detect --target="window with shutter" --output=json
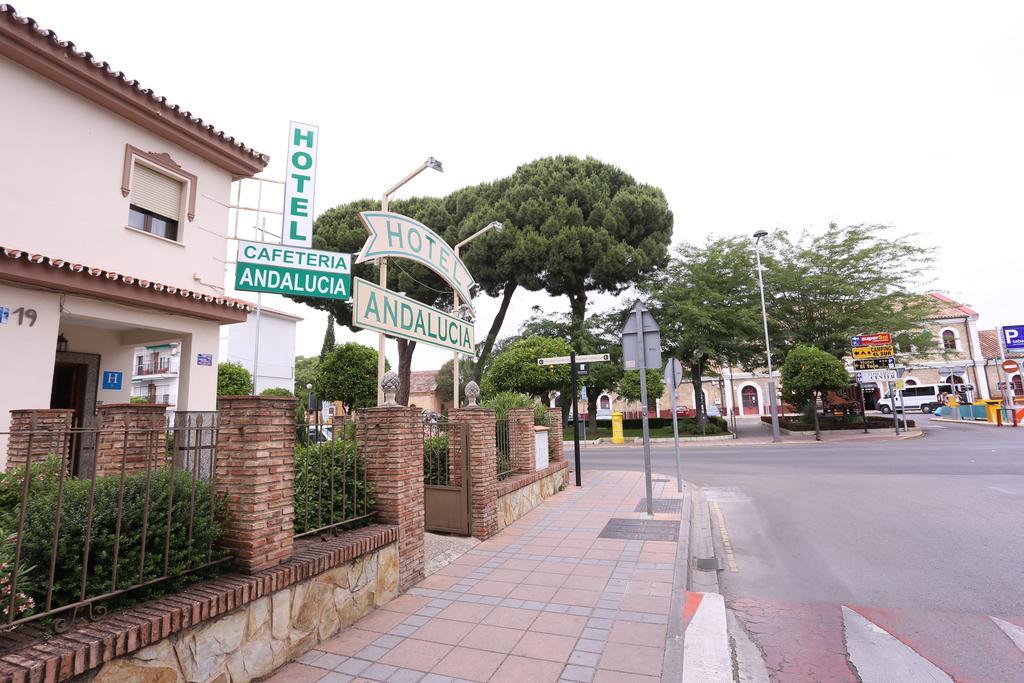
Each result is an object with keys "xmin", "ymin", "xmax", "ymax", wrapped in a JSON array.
[{"xmin": 128, "ymin": 162, "xmax": 184, "ymax": 241}]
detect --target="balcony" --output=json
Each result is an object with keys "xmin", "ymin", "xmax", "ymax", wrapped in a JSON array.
[{"xmin": 134, "ymin": 360, "xmax": 174, "ymax": 376}]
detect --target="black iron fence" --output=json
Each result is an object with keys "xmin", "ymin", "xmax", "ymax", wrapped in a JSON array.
[
  {"xmin": 495, "ymin": 416, "xmax": 513, "ymax": 480},
  {"xmin": 423, "ymin": 414, "xmax": 450, "ymax": 486},
  {"xmin": 0, "ymin": 415, "xmax": 227, "ymax": 633},
  {"xmin": 293, "ymin": 418, "xmax": 374, "ymax": 539}
]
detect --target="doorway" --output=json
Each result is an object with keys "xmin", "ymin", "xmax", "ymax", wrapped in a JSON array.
[
  {"xmin": 741, "ymin": 386, "xmax": 760, "ymax": 415},
  {"xmin": 50, "ymin": 352, "xmax": 100, "ymax": 474}
]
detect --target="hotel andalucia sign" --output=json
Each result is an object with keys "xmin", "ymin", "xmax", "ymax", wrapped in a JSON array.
[
  {"xmin": 352, "ymin": 278, "xmax": 474, "ymax": 355},
  {"xmin": 357, "ymin": 212, "xmax": 476, "ymax": 313}
]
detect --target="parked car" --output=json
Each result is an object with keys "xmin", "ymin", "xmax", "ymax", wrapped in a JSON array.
[
  {"xmin": 879, "ymin": 383, "xmax": 963, "ymax": 414},
  {"xmin": 306, "ymin": 425, "xmax": 333, "ymax": 442}
]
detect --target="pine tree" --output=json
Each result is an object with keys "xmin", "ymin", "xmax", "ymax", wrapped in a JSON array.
[{"xmin": 320, "ymin": 314, "xmax": 336, "ymax": 361}]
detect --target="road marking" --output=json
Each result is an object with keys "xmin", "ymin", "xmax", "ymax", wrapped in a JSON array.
[
  {"xmin": 709, "ymin": 501, "xmax": 739, "ymax": 572},
  {"xmin": 842, "ymin": 606, "xmax": 952, "ymax": 682},
  {"xmin": 682, "ymin": 592, "xmax": 732, "ymax": 682},
  {"xmin": 987, "ymin": 486, "xmax": 1019, "ymax": 495},
  {"xmin": 991, "ymin": 616, "xmax": 1024, "ymax": 652}
]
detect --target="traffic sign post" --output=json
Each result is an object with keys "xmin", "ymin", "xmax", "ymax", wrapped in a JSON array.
[
  {"xmin": 536, "ymin": 353, "xmax": 612, "ymax": 487},
  {"xmin": 664, "ymin": 358, "xmax": 684, "ymax": 494},
  {"xmin": 852, "ymin": 333, "xmax": 899, "ymax": 434},
  {"xmin": 621, "ymin": 302, "xmax": 661, "ymax": 517}
]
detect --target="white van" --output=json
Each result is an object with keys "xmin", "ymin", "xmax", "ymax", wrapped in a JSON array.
[{"xmin": 880, "ymin": 383, "xmax": 972, "ymax": 414}]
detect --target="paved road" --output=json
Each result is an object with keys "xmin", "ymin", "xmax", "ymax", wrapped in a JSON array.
[{"xmin": 572, "ymin": 417, "xmax": 1024, "ymax": 681}]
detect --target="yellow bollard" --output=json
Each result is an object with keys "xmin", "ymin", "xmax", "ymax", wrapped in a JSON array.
[{"xmin": 611, "ymin": 411, "xmax": 625, "ymax": 444}]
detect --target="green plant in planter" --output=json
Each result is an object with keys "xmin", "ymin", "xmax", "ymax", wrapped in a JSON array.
[{"xmin": 293, "ymin": 439, "xmax": 374, "ymax": 535}]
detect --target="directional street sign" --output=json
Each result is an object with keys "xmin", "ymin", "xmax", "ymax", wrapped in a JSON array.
[
  {"xmin": 537, "ymin": 353, "xmax": 610, "ymax": 366},
  {"xmin": 236, "ymin": 240, "xmax": 351, "ymax": 300},
  {"xmin": 851, "ymin": 345, "xmax": 895, "ymax": 359},
  {"xmin": 850, "ymin": 333, "xmax": 892, "ymax": 347},
  {"xmin": 853, "ymin": 357, "xmax": 896, "ymax": 371},
  {"xmin": 855, "ymin": 369, "xmax": 898, "ymax": 383}
]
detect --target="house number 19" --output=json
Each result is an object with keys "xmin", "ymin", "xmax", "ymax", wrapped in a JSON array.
[{"xmin": 11, "ymin": 307, "xmax": 37, "ymax": 326}]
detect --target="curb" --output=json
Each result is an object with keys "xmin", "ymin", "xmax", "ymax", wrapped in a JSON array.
[
  {"xmin": 661, "ymin": 480, "xmax": 694, "ymax": 683},
  {"xmin": 681, "ymin": 591, "xmax": 732, "ymax": 682},
  {"xmin": 930, "ymin": 417, "xmax": 1019, "ymax": 428}
]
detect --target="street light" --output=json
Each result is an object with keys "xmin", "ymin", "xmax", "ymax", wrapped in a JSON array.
[
  {"xmin": 375, "ymin": 158, "xmax": 444, "ymax": 405},
  {"xmin": 753, "ymin": 230, "xmax": 781, "ymax": 443},
  {"xmin": 452, "ymin": 221, "xmax": 504, "ymax": 407}
]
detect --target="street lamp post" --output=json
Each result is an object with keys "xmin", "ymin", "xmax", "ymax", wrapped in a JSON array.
[
  {"xmin": 753, "ymin": 230, "xmax": 782, "ymax": 443},
  {"xmin": 375, "ymin": 158, "xmax": 443, "ymax": 405},
  {"xmin": 452, "ymin": 221, "xmax": 503, "ymax": 407}
]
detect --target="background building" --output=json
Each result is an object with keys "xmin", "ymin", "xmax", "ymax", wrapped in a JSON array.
[{"xmin": 219, "ymin": 305, "xmax": 302, "ymax": 395}]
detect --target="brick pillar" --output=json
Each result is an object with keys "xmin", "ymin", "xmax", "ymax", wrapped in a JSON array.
[
  {"xmin": 331, "ymin": 414, "xmax": 353, "ymax": 440},
  {"xmin": 508, "ymin": 408, "xmax": 536, "ymax": 474},
  {"xmin": 6, "ymin": 409, "xmax": 74, "ymax": 471},
  {"xmin": 450, "ymin": 407, "xmax": 498, "ymax": 541},
  {"xmin": 548, "ymin": 408, "xmax": 565, "ymax": 462},
  {"xmin": 358, "ymin": 406, "xmax": 424, "ymax": 591},
  {"xmin": 216, "ymin": 396, "xmax": 296, "ymax": 573},
  {"xmin": 94, "ymin": 404, "xmax": 168, "ymax": 478}
]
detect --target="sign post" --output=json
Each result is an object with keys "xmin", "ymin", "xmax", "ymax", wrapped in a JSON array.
[
  {"xmin": 536, "ymin": 353, "xmax": 611, "ymax": 486},
  {"xmin": 664, "ymin": 358, "xmax": 684, "ymax": 493},
  {"xmin": 621, "ymin": 303, "xmax": 662, "ymax": 517},
  {"xmin": 852, "ymin": 333, "xmax": 897, "ymax": 433}
]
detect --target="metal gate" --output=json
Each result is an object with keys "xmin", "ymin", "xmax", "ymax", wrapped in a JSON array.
[{"xmin": 423, "ymin": 417, "xmax": 471, "ymax": 535}]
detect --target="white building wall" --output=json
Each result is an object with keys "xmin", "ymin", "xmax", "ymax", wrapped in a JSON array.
[
  {"xmin": 219, "ymin": 311, "xmax": 298, "ymax": 395},
  {"xmin": 0, "ymin": 58, "xmax": 233, "ymax": 294}
]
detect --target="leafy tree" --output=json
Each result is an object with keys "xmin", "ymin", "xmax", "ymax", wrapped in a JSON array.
[
  {"xmin": 320, "ymin": 313, "xmax": 336, "ymax": 361},
  {"xmin": 512, "ymin": 309, "xmax": 624, "ymax": 429},
  {"xmin": 294, "ymin": 355, "xmax": 320, "ymax": 399},
  {"xmin": 617, "ymin": 369, "xmax": 664, "ymax": 413},
  {"xmin": 767, "ymin": 224, "xmax": 937, "ymax": 359},
  {"xmin": 434, "ymin": 357, "xmax": 477, "ymax": 408},
  {"xmin": 640, "ymin": 237, "xmax": 765, "ymax": 422},
  {"xmin": 314, "ymin": 343, "xmax": 382, "ymax": 414},
  {"xmin": 217, "ymin": 362, "xmax": 252, "ymax": 396},
  {"xmin": 780, "ymin": 344, "xmax": 850, "ymax": 440},
  {"xmin": 482, "ymin": 336, "xmax": 573, "ymax": 399}
]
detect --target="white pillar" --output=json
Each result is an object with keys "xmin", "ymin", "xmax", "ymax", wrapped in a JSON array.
[
  {"xmin": 966, "ymin": 319, "xmax": 990, "ymax": 399},
  {"xmin": 176, "ymin": 323, "xmax": 222, "ymax": 411}
]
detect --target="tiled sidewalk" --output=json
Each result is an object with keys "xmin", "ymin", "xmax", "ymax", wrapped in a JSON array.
[{"xmin": 266, "ymin": 470, "xmax": 684, "ymax": 683}]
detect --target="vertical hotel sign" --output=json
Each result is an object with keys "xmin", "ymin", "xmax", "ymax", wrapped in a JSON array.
[{"xmin": 283, "ymin": 121, "xmax": 319, "ymax": 247}]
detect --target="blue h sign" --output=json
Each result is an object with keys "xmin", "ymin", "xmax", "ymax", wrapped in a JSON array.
[
  {"xmin": 1003, "ymin": 325, "xmax": 1024, "ymax": 351},
  {"xmin": 101, "ymin": 371, "xmax": 123, "ymax": 390}
]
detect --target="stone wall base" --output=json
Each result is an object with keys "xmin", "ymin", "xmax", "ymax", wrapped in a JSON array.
[
  {"xmin": 496, "ymin": 462, "xmax": 570, "ymax": 531},
  {"xmin": 87, "ymin": 541, "xmax": 397, "ymax": 683}
]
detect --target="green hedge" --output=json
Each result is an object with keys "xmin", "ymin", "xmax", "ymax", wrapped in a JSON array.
[
  {"xmin": 293, "ymin": 440, "xmax": 374, "ymax": 535},
  {"xmin": 424, "ymin": 435, "xmax": 449, "ymax": 485},
  {"xmin": 762, "ymin": 415, "xmax": 916, "ymax": 431},
  {"xmin": 0, "ymin": 457, "xmax": 224, "ymax": 614},
  {"xmin": 595, "ymin": 416, "xmax": 729, "ymax": 432}
]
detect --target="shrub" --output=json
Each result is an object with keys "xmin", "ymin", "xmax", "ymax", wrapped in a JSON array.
[
  {"xmin": 2, "ymin": 461, "xmax": 224, "ymax": 612},
  {"xmin": 293, "ymin": 439, "xmax": 374, "ymax": 535},
  {"xmin": 260, "ymin": 387, "xmax": 294, "ymax": 398},
  {"xmin": 217, "ymin": 362, "xmax": 252, "ymax": 396},
  {"xmin": 533, "ymin": 403, "xmax": 551, "ymax": 427},
  {"xmin": 423, "ymin": 435, "xmax": 449, "ymax": 485},
  {"xmin": 481, "ymin": 391, "xmax": 536, "ymax": 421},
  {"xmin": 129, "ymin": 395, "xmax": 150, "ymax": 404},
  {"xmin": 762, "ymin": 415, "xmax": 916, "ymax": 431}
]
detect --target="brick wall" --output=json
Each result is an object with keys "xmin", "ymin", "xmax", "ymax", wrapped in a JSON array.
[
  {"xmin": 508, "ymin": 408, "xmax": 536, "ymax": 474},
  {"xmin": 548, "ymin": 407, "xmax": 565, "ymax": 462},
  {"xmin": 450, "ymin": 407, "xmax": 498, "ymax": 541},
  {"xmin": 216, "ymin": 396, "xmax": 297, "ymax": 574},
  {"xmin": 94, "ymin": 404, "xmax": 168, "ymax": 478},
  {"xmin": 5, "ymin": 409, "xmax": 74, "ymax": 471},
  {"xmin": 357, "ymin": 406, "xmax": 424, "ymax": 591}
]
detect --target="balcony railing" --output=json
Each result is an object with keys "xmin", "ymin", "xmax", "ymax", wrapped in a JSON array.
[{"xmin": 134, "ymin": 360, "xmax": 173, "ymax": 376}]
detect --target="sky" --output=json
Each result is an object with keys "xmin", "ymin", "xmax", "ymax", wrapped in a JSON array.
[{"xmin": 20, "ymin": 0, "xmax": 1024, "ymax": 371}]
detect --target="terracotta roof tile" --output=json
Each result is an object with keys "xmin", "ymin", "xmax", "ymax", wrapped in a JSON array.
[
  {"xmin": 408, "ymin": 370, "xmax": 439, "ymax": 394},
  {"xmin": 0, "ymin": 4, "xmax": 268, "ymax": 173},
  {"xmin": 925, "ymin": 292, "xmax": 978, "ymax": 320},
  {"xmin": 1, "ymin": 246, "xmax": 253, "ymax": 313}
]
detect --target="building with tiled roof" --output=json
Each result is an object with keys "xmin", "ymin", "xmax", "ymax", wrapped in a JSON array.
[{"xmin": 0, "ymin": 5, "xmax": 270, "ymax": 468}]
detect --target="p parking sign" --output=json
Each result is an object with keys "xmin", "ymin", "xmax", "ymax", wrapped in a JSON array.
[{"xmin": 1003, "ymin": 325, "xmax": 1024, "ymax": 350}]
